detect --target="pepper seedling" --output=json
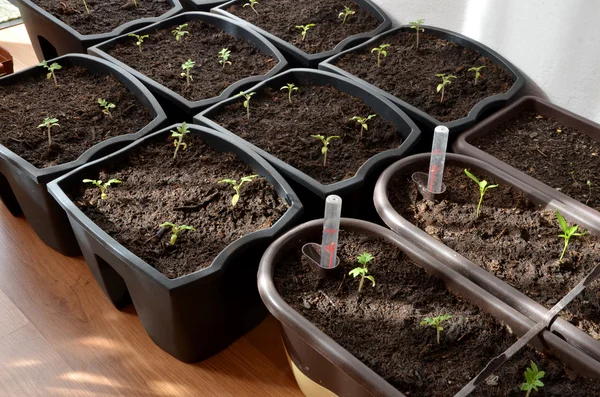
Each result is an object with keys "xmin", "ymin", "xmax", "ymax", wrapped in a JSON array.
[
  {"xmin": 371, "ymin": 44, "xmax": 390, "ymax": 67},
  {"xmin": 464, "ymin": 169, "xmax": 498, "ymax": 218},
  {"xmin": 243, "ymin": 0, "xmax": 259, "ymax": 15},
  {"xmin": 350, "ymin": 114, "xmax": 376, "ymax": 138},
  {"xmin": 349, "ymin": 252, "xmax": 376, "ymax": 293},
  {"xmin": 180, "ymin": 59, "xmax": 195, "ymax": 88},
  {"xmin": 218, "ymin": 175, "xmax": 259, "ymax": 207},
  {"xmin": 521, "ymin": 361, "xmax": 545, "ymax": 397},
  {"xmin": 98, "ymin": 98, "xmax": 116, "ymax": 118},
  {"xmin": 296, "ymin": 24, "xmax": 316, "ymax": 41},
  {"xmin": 129, "ymin": 33, "xmax": 149, "ymax": 54},
  {"xmin": 172, "ymin": 23, "xmax": 189, "ymax": 42},
  {"xmin": 311, "ymin": 134, "xmax": 340, "ymax": 167},
  {"xmin": 236, "ymin": 91, "xmax": 256, "ymax": 119},
  {"xmin": 420, "ymin": 314, "xmax": 451, "ymax": 345},
  {"xmin": 218, "ymin": 48, "xmax": 232, "ymax": 68},
  {"xmin": 409, "ymin": 19, "xmax": 425, "ymax": 48},
  {"xmin": 468, "ymin": 65, "xmax": 486, "ymax": 85},
  {"xmin": 171, "ymin": 122, "xmax": 191, "ymax": 159},
  {"xmin": 556, "ymin": 209, "xmax": 586, "ymax": 262},
  {"xmin": 159, "ymin": 222, "xmax": 195, "ymax": 245},
  {"xmin": 39, "ymin": 60, "xmax": 62, "ymax": 87},
  {"xmin": 37, "ymin": 117, "xmax": 59, "ymax": 146},
  {"xmin": 436, "ymin": 73, "xmax": 456, "ymax": 103},
  {"xmin": 280, "ymin": 83, "xmax": 298, "ymax": 104},
  {"xmin": 338, "ymin": 6, "xmax": 355, "ymax": 25},
  {"xmin": 82, "ymin": 178, "xmax": 122, "ymax": 200}
]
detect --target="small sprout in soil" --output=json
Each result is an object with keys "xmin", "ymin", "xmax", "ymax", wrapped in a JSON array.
[
  {"xmin": 409, "ymin": 19, "xmax": 425, "ymax": 48},
  {"xmin": 420, "ymin": 314, "xmax": 451, "ymax": 345},
  {"xmin": 98, "ymin": 98, "xmax": 116, "ymax": 118},
  {"xmin": 311, "ymin": 134, "xmax": 340, "ymax": 167},
  {"xmin": 218, "ymin": 48, "xmax": 232, "ymax": 68},
  {"xmin": 159, "ymin": 222, "xmax": 195, "ymax": 245},
  {"xmin": 131, "ymin": 0, "xmax": 138, "ymax": 8},
  {"xmin": 464, "ymin": 169, "xmax": 499, "ymax": 218},
  {"xmin": 350, "ymin": 114, "xmax": 376, "ymax": 138},
  {"xmin": 296, "ymin": 24, "xmax": 316, "ymax": 41},
  {"xmin": 349, "ymin": 252, "xmax": 375, "ymax": 293},
  {"xmin": 436, "ymin": 73, "xmax": 456, "ymax": 103},
  {"xmin": 129, "ymin": 33, "xmax": 149, "ymax": 54},
  {"xmin": 172, "ymin": 23, "xmax": 189, "ymax": 42},
  {"xmin": 81, "ymin": 0, "xmax": 90, "ymax": 14},
  {"xmin": 587, "ymin": 180, "xmax": 593, "ymax": 204},
  {"xmin": 180, "ymin": 59, "xmax": 195, "ymax": 88},
  {"xmin": 37, "ymin": 117, "xmax": 59, "ymax": 146},
  {"xmin": 171, "ymin": 122, "xmax": 191, "ymax": 159},
  {"xmin": 39, "ymin": 60, "xmax": 62, "ymax": 87},
  {"xmin": 371, "ymin": 44, "xmax": 390, "ymax": 68},
  {"xmin": 468, "ymin": 65, "xmax": 486, "ymax": 85},
  {"xmin": 82, "ymin": 178, "xmax": 122, "ymax": 200},
  {"xmin": 236, "ymin": 91, "xmax": 256, "ymax": 119},
  {"xmin": 338, "ymin": 6, "xmax": 355, "ymax": 25},
  {"xmin": 280, "ymin": 83, "xmax": 298, "ymax": 104},
  {"xmin": 556, "ymin": 209, "xmax": 586, "ymax": 262},
  {"xmin": 569, "ymin": 162, "xmax": 580, "ymax": 187},
  {"xmin": 243, "ymin": 0, "xmax": 259, "ymax": 15},
  {"xmin": 521, "ymin": 361, "xmax": 545, "ymax": 397},
  {"xmin": 218, "ymin": 174, "xmax": 259, "ymax": 207}
]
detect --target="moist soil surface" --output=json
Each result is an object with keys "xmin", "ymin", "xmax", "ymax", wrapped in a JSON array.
[
  {"xmin": 388, "ymin": 165, "xmax": 600, "ymax": 341},
  {"xmin": 226, "ymin": 0, "xmax": 380, "ymax": 55},
  {"xmin": 472, "ymin": 109, "xmax": 600, "ymax": 213},
  {"xmin": 0, "ymin": 66, "xmax": 152, "ymax": 168},
  {"xmin": 107, "ymin": 20, "xmax": 275, "ymax": 102},
  {"xmin": 70, "ymin": 132, "xmax": 288, "ymax": 279},
  {"xmin": 333, "ymin": 30, "xmax": 514, "ymax": 122},
  {"xmin": 32, "ymin": 0, "xmax": 172, "ymax": 35},
  {"xmin": 209, "ymin": 84, "xmax": 404, "ymax": 184}
]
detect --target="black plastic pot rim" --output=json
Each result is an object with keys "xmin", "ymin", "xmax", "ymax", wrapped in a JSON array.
[
  {"xmin": 47, "ymin": 124, "xmax": 303, "ymax": 291},
  {"xmin": 195, "ymin": 68, "xmax": 420, "ymax": 198},
  {"xmin": 0, "ymin": 53, "xmax": 166, "ymax": 184},
  {"xmin": 88, "ymin": 12, "xmax": 288, "ymax": 112},
  {"xmin": 319, "ymin": 25, "xmax": 526, "ymax": 131}
]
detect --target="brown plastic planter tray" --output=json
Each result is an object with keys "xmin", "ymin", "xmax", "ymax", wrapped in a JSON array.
[
  {"xmin": 453, "ymin": 95, "xmax": 600, "ymax": 226},
  {"xmin": 259, "ymin": 219, "xmax": 600, "ymax": 397},
  {"xmin": 0, "ymin": 46, "xmax": 13, "ymax": 76},
  {"xmin": 374, "ymin": 153, "xmax": 600, "ymax": 365}
]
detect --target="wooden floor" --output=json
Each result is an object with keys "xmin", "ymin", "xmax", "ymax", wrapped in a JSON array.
[{"xmin": 0, "ymin": 25, "xmax": 304, "ymax": 397}]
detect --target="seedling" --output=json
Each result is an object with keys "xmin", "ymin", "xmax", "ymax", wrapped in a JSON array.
[
  {"xmin": 82, "ymin": 178, "xmax": 122, "ymax": 200},
  {"xmin": 218, "ymin": 175, "xmax": 259, "ymax": 207},
  {"xmin": 436, "ymin": 73, "xmax": 456, "ymax": 103},
  {"xmin": 311, "ymin": 134, "xmax": 340, "ymax": 167},
  {"xmin": 218, "ymin": 48, "xmax": 232, "ymax": 68},
  {"xmin": 464, "ymin": 169, "xmax": 498, "ymax": 218},
  {"xmin": 243, "ymin": 0, "xmax": 259, "ymax": 15},
  {"xmin": 81, "ymin": 0, "xmax": 90, "ymax": 14},
  {"xmin": 171, "ymin": 122, "xmax": 191, "ymax": 159},
  {"xmin": 569, "ymin": 162, "xmax": 580, "ymax": 187},
  {"xmin": 158, "ymin": 222, "xmax": 195, "ymax": 245},
  {"xmin": 180, "ymin": 59, "xmax": 195, "ymax": 88},
  {"xmin": 521, "ymin": 361, "xmax": 545, "ymax": 397},
  {"xmin": 556, "ymin": 209, "xmax": 586, "ymax": 262},
  {"xmin": 280, "ymin": 83, "xmax": 298, "ymax": 104},
  {"xmin": 129, "ymin": 33, "xmax": 149, "ymax": 54},
  {"xmin": 586, "ymin": 180, "xmax": 593, "ymax": 204},
  {"xmin": 172, "ymin": 23, "xmax": 189, "ymax": 42},
  {"xmin": 420, "ymin": 314, "xmax": 451, "ymax": 345},
  {"xmin": 236, "ymin": 91, "xmax": 256, "ymax": 119},
  {"xmin": 409, "ymin": 19, "xmax": 425, "ymax": 48},
  {"xmin": 371, "ymin": 44, "xmax": 390, "ymax": 67},
  {"xmin": 295, "ymin": 24, "xmax": 316, "ymax": 41},
  {"xmin": 39, "ymin": 60, "xmax": 62, "ymax": 87},
  {"xmin": 37, "ymin": 117, "xmax": 59, "ymax": 146},
  {"xmin": 98, "ymin": 98, "xmax": 116, "ymax": 118},
  {"xmin": 350, "ymin": 114, "xmax": 376, "ymax": 138},
  {"xmin": 338, "ymin": 6, "xmax": 355, "ymax": 25},
  {"xmin": 349, "ymin": 252, "xmax": 375, "ymax": 293},
  {"xmin": 468, "ymin": 66, "xmax": 486, "ymax": 85}
]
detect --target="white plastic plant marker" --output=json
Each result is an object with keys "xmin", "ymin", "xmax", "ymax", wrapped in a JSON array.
[
  {"xmin": 427, "ymin": 125, "xmax": 449, "ymax": 193},
  {"xmin": 319, "ymin": 195, "xmax": 342, "ymax": 269}
]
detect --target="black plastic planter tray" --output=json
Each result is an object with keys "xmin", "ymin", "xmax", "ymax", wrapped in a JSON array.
[
  {"xmin": 259, "ymin": 219, "xmax": 600, "ymax": 397},
  {"xmin": 320, "ymin": 26, "xmax": 526, "ymax": 144},
  {"xmin": 179, "ymin": 0, "xmax": 226, "ymax": 11},
  {"xmin": 374, "ymin": 153, "xmax": 600, "ymax": 365},
  {"xmin": 0, "ymin": 54, "xmax": 167, "ymax": 257},
  {"xmin": 212, "ymin": 0, "xmax": 392, "ymax": 68},
  {"xmin": 15, "ymin": 0, "xmax": 182, "ymax": 61},
  {"xmin": 89, "ymin": 12, "xmax": 288, "ymax": 121},
  {"xmin": 47, "ymin": 124, "xmax": 303, "ymax": 362},
  {"xmin": 195, "ymin": 68, "xmax": 420, "ymax": 221}
]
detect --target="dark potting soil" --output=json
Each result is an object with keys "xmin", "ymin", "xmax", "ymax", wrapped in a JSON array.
[
  {"xmin": 31, "ymin": 0, "xmax": 172, "ymax": 35},
  {"xmin": 333, "ymin": 31, "xmax": 514, "ymax": 122},
  {"xmin": 70, "ymin": 133, "xmax": 288, "ymax": 279},
  {"xmin": 106, "ymin": 20, "xmax": 275, "ymax": 102},
  {"xmin": 388, "ymin": 166, "xmax": 600, "ymax": 341},
  {"xmin": 0, "ymin": 66, "xmax": 153, "ymax": 169},
  {"xmin": 209, "ymin": 84, "xmax": 403, "ymax": 184},
  {"xmin": 226, "ymin": 0, "xmax": 380, "ymax": 55},
  {"xmin": 473, "ymin": 110, "xmax": 600, "ymax": 213}
]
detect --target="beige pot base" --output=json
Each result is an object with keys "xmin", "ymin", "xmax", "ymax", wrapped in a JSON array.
[{"xmin": 284, "ymin": 346, "xmax": 337, "ymax": 397}]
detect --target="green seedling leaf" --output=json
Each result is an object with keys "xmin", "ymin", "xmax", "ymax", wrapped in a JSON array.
[
  {"xmin": 409, "ymin": 19, "xmax": 425, "ymax": 48},
  {"xmin": 555, "ymin": 209, "xmax": 586, "ymax": 262},
  {"xmin": 83, "ymin": 178, "xmax": 122, "ymax": 200},
  {"xmin": 295, "ymin": 24, "xmax": 316, "ymax": 41},
  {"xmin": 436, "ymin": 73, "xmax": 457, "ymax": 103},
  {"xmin": 39, "ymin": 60, "xmax": 62, "ymax": 87},
  {"xmin": 420, "ymin": 314, "xmax": 451, "ymax": 345},
  {"xmin": 370, "ymin": 44, "xmax": 391, "ymax": 67},
  {"xmin": 463, "ymin": 169, "xmax": 498, "ymax": 218},
  {"xmin": 349, "ymin": 252, "xmax": 375, "ymax": 292},
  {"xmin": 218, "ymin": 175, "xmax": 259, "ymax": 207},
  {"xmin": 311, "ymin": 134, "xmax": 340, "ymax": 167},
  {"xmin": 280, "ymin": 83, "xmax": 299, "ymax": 104},
  {"xmin": 171, "ymin": 122, "xmax": 191, "ymax": 159},
  {"xmin": 37, "ymin": 117, "xmax": 60, "ymax": 146},
  {"xmin": 159, "ymin": 222, "xmax": 195, "ymax": 245},
  {"xmin": 338, "ymin": 6, "xmax": 355, "ymax": 24}
]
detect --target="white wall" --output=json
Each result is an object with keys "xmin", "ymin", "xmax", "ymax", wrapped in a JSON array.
[{"xmin": 372, "ymin": 0, "xmax": 600, "ymax": 123}]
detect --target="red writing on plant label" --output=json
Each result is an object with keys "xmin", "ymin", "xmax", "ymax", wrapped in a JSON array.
[
  {"xmin": 323, "ymin": 228, "xmax": 338, "ymax": 234},
  {"xmin": 429, "ymin": 164, "xmax": 440, "ymax": 191},
  {"xmin": 323, "ymin": 242, "xmax": 336, "ymax": 268}
]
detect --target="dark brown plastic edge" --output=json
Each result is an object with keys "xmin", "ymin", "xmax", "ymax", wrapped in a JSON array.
[{"xmin": 258, "ymin": 218, "xmax": 600, "ymax": 397}]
